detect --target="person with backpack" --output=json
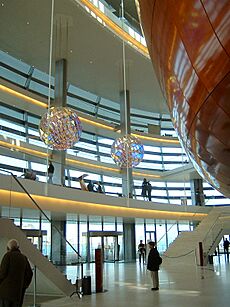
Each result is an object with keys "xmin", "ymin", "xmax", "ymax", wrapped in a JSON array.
[{"xmin": 147, "ymin": 241, "xmax": 162, "ymax": 291}]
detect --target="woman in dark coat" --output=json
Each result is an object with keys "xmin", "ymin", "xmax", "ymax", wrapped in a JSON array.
[
  {"xmin": 147, "ymin": 241, "xmax": 160, "ymax": 290},
  {"xmin": 0, "ymin": 239, "xmax": 33, "ymax": 307}
]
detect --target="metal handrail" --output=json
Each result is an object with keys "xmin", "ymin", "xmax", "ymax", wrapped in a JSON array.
[{"xmin": 202, "ymin": 213, "xmax": 221, "ymax": 243}]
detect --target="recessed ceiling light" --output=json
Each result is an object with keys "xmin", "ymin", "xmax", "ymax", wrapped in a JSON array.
[
  {"xmin": 89, "ymin": 60, "xmax": 93, "ymax": 64},
  {"xmin": 26, "ymin": 21, "xmax": 30, "ymax": 25}
]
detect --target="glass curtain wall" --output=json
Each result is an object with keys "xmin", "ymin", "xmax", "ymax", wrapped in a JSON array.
[{"xmin": 0, "ymin": 202, "xmax": 197, "ymax": 262}]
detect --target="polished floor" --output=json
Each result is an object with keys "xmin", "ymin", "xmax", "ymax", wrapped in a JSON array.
[{"xmin": 24, "ymin": 254, "xmax": 230, "ymax": 307}]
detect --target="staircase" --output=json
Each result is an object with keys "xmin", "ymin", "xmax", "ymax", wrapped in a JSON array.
[
  {"xmin": 0, "ymin": 218, "xmax": 75, "ymax": 296},
  {"xmin": 163, "ymin": 207, "xmax": 230, "ymax": 265}
]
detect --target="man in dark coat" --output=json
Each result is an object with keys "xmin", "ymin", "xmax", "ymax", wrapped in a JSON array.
[
  {"xmin": 0, "ymin": 239, "xmax": 33, "ymax": 307},
  {"xmin": 147, "ymin": 241, "xmax": 160, "ymax": 290}
]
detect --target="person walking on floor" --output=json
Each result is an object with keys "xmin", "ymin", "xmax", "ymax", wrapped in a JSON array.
[
  {"xmin": 0, "ymin": 239, "xmax": 33, "ymax": 307},
  {"xmin": 147, "ymin": 241, "xmax": 161, "ymax": 291},
  {"xmin": 138, "ymin": 240, "xmax": 146, "ymax": 264}
]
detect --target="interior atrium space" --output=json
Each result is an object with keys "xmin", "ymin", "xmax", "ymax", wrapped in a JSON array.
[{"xmin": 0, "ymin": 0, "xmax": 230, "ymax": 306}]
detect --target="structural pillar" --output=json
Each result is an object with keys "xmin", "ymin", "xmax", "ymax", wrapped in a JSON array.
[
  {"xmin": 120, "ymin": 90, "xmax": 133, "ymax": 197},
  {"xmin": 51, "ymin": 220, "xmax": 67, "ymax": 265},
  {"xmin": 51, "ymin": 58, "xmax": 67, "ymax": 186},
  {"xmin": 123, "ymin": 221, "xmax": 136, "ymax": 262},
  {"xmin": 190, "ymin": 178, "xmax": 205, "ymax": 206}
]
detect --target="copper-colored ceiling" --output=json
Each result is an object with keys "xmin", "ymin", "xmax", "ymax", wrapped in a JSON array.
[{"xmin": 138, "ymin": 0, "xmax": 230, "ymax": 197}]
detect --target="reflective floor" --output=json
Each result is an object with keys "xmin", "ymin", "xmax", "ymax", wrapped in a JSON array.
[{"xmin": 24, "ymin": 254, "xmax": 230, "ymax": 307}]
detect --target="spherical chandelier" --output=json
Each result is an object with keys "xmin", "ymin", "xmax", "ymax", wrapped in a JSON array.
[
  {"xmin": 111, "ymin": 134, "xmax": 144, "ymax": 168},
  {"xmin": 39, "ymin": 106, "xmax": 82, "ymax": 150}
]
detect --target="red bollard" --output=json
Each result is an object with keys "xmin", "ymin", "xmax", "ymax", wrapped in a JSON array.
[
  {"xmin": 199, "ymin": 242, "xmax": 204, "ymax": 266},
  {"xmin": 95, "ymin": 248, "xmax": 103, "ymax": 292}
]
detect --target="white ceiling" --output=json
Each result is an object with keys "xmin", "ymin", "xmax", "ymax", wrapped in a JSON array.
[{"xmin": 0, "ymin": 0, "xmax": 169, "ymax": 114}]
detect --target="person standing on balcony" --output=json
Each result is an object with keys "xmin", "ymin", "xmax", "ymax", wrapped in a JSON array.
[
  {"xmin": 141, "ymin": 178, "xmax": 148, "ymax": 200},
  {"xmin": 147, "ymin": 181, "xmax": 152, "ymax": 201},
  {"xmin": 0, "ymin": 239, "xmax": 33, "ymax": 307},
  {"xmin": 47, "ymin": 161, "xmax": 54, "ymax": 184},
  {"xmin": 96, "ymin": 182, "xmax": 104, "ymax": 193},
  {"xmin": 87, "ymin": 180, "xmax": 96, "ymax": 192},
  {"xmin": 78, "ymin": 175, "xmax": 88, "ymax": 191}
]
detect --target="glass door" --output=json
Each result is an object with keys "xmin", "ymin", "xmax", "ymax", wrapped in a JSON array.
[
  {"xmin": 89, "ymin": 236, "xmax": 102, "ymax": 262},
  {"xmin": 88, "ymin": 233, "xmax": 123, "ymax": 263},
  {"xmin": 103, "ymin": 236, "xmax": 115, "ymax": 262}
]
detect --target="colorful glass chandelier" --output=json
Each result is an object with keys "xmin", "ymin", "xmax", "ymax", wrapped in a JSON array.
[
  {"xmin": 111, "ymin": 134, "xmax": 144, "ymax": 168},
  {"xmin": 39, "ymin": 106, "xmax": 82, "ymax": 150}
]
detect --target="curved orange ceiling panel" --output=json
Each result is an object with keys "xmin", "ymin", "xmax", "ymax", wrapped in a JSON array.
[{"xmin": 138, "ymin": 0, "xmax": 230, "ymax": 197}]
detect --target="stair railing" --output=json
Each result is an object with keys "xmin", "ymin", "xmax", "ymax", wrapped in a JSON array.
[
  {"xmin": 201, "ymin": 213, "xmax": 224, "ymax": 261},
  {"xmin": 0, "ymin": 168, "xmax": 84, "ymax": 284}
]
